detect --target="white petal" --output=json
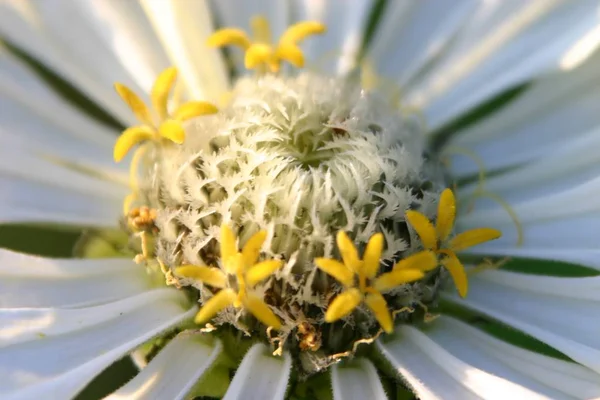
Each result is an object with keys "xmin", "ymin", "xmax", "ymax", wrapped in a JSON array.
[
  {"xmin": 455, "ymin": 176, "xmax": 600, "ymax": 271},
  {"xmin": 367, "ymin": 0, "xmax": 477, "ymax": 85},
  {"xmin": 69, "ymin": 0, "xmax": 171, "ymax": 93},
  {"xmin": 223, "ymin": 343, "xmax": 291, "ymax": 400},
  {"xmin": 0, "ymin": 249, "xmax": 152, "ymax": 308},
  {"xmin": 106, "ymin": 333, "xmax": 221, "ymax": 400},
  {"xmin": 443, "ymin": 270, "xmax": 600, "ymax": 374},
  {"xmin": 295, "ymin": 0, "xmax": 371, "ymax": 74},
  {"xmin": 446, "ymin": 46, "xmax": 600, "ymax": 179},
  {"xmin": 0, "ymin": 0, "xmax": 135, "ymax": 125},
  {"xmin": 427, "ymin": 316, "xmax": 600, "ymax": 399},
  {"xmin": 141, "ymin": 0, "xmax": 229, "ymax": 102},
  {"xmin": 377, "ymin": 324, "xmax": 552, "ymax": 400},
  {"xmin": 0, "ymin": 289, "xmax": 184, "ymax": 348},
  {"xmin": 456, "ymin": 126, "xmax": 600, "ymax": 206},
  {"xmin": 331, "ymin": 359, "xmax": 386, "ymax": 400},
  {"xmin": 0, "ymin": 288, "xmax": 196, "ymax": 400},
  {"xmin": 405, "ymin": 0, "xmax": 600, "ymax": 129},
  {"xmin": 0, "ymin": 175, "xmax": 122, "ymax": 226}
]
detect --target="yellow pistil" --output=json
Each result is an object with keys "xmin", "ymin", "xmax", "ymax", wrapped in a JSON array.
[
  {"xmin": 315, "ymin": 231, "xmax": 438, "ymax": 333},
  {"xmin": 405, "ymin": 188, "xmax": 502, "ymax": 298},
  {"xmin": 207, "ymin": 15, "xmax": 326, "ymax": 73},
  {"xmin": 113, "ymin": 67, "xmax": 218, "ymax": 163},
  {"xmin": 175, "ymin": 224, "xmax": 284, "ymax": 329}
]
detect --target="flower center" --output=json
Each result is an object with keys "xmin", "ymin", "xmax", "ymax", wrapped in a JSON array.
[{"xmin": 108, "ymin": 17, "xmax": 501, "ymax": 378}]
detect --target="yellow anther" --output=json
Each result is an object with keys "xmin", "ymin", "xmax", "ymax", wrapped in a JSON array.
[
  {"xmin": 316, "ymin": 232, "xmax": 437, "ymax": 333},
  {"xmin": 405, "ymin": 188, "xmax": 502, "ymax": 297},
  {"xmin": 207, "ymin": 16, "xmax": 326, "ymax": 73},
  {"xmin": 176, "ymin": 224, "xmax": 283, "ymax": 329},
  {"xmin": 113, "ymin": 67, "xmax": 218, "ymax": 163}
]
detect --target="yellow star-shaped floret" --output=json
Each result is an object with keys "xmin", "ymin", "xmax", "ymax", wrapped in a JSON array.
[
  {"xmin": 207, "ymin": 15, "xmax": 326, "ymax": 73},
  {"xmin": 405, "ymin": 188, "xmax": 502, "ymax": 298},
  {"xmin": 113, "ymin": 67, "xmax": 218, "ymax": 162},
  {"xmin": 315, "ymin": 231, "xmax": 438, "ymax": 333},
  {"xmin": 175, "ymin": 224, "xmax": 283, "ymax": 329}
]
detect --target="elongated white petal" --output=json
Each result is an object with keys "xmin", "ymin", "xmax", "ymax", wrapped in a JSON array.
[
  {"xmin": 443, "ymin": 270, "xmax": 600, "ymax": 374},
  {"xmin": 106, "ymin": 334, "xmax": 221, "ymax": 400},
  {"xmin": 0, "ymin": 175, "xmax": 121, "ymax": 226},
  {"xmin": 296, "ymin": 0, "xmax": 371, "ymax": 74},
  {"xmin": 331, "ymin": 359, "xmax": 387, "ymax": 400},
  {"xmin": 68, "ymin": 0, "xmax": 171, "ymax": 93},
  {"xmin": 223, "ymin": 343, "xmax": 291, "ymax": 400},
  {"xmin": 407, "ymin": 0, "xmax": 600, "ymax": 129},
  {"xmin": 367, "ymin": 1, "xmax": 477, "ymax": 85},
  {"xmin": 0, "ymin": 0, "xmax": 135, "ymax": 124},
  {"xmin": 0, "ymin": 249, "xmax": 152, "ymax": 308},
  {"xmin": 417, "ymin": 316, "xmax": 600, "ymax": 399},
  {"xmin": 457, "ymin": 128, "xmax": 600, "ymax": 206},
  {"xmin": 0, "ymin": 289, "xmax": 182, "ymax": 347},
  {"xmin": 378, "ymin": 324, "xmax": 554, "ymax": 400},
  {"xmin": 141, "ymin": 0, "xmax": 229, "ymax": 102},
  {"xmin": 0, "ymin": 288, "xmax": 196, "ymax": 400},
  {"xmin": 448, "ymin": 49, "xmax": 600, "ymax": 177}
]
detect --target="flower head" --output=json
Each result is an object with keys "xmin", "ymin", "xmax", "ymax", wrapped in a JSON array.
[{"xmin": 3, "ymin": 3, "xmax": 600, "ymax": 400}]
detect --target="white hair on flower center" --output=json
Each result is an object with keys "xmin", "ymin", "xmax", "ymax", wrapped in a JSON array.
[{"xmin": 142, "ymin": 73, "xmax": 445, "ymax": 275}]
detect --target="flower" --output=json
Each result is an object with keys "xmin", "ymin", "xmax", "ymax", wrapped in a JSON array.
[{"xmin": 1, "ymin": 1, "xmax": 600, "ymax": 399}]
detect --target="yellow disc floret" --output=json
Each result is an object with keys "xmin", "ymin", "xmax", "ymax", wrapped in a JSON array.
[
  {"xmin": 207, "ymin": 15, "xmax": 326, "ymax": 73},
  {"xmin": 405, "ymin": 188, "xmax": 502, "ymax": 298},
  {"xmin": 315, "ymin": 231, "xmax": 438, "ymax": 333},
  {"xmin": 175, "ymin": 224, "xmax": 284, "ymax": 329},
  {"xmin": 113, "ymin": 67, "xmax": 218, "ymax": 162}
]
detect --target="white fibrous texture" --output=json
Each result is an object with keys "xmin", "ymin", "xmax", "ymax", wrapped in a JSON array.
[{"xmin": 142, "ymin": 73, "xmax": 445, "ymax": 276}]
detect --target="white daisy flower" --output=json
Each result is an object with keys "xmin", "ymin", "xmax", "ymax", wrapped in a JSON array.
[{"xmin": 1, "ymin": 0, "xmax": 600, "ymax": 399}]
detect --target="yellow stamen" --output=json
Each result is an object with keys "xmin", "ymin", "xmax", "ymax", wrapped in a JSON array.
[
  {"xmin": 364, "ymin": 292, "xmax": 393, "ymax": 334},
  {"xmin": 336, "ymin": 230, "xmax": 362, "ymax": 273},
  {"xmin": 195, "ymin": 289, "xmax": 237, "ymax": 324},
  {"xmin": 113, "ymin": 67, "xmax": 218, "ymax": 163},
  {"xmin": 374, "ymin": 269, "xmax": 424, "ymax": 292},
  {"xmin": 440, "ymin": 251, "xmax": 468, "ymax": 298},
  {"xmin": 405, "ymin": 210, "xmax": 438, "ymax": 250},
  {"xmin": 314, "ymin": 258, "xmax": 355, "ymax": 287},
  {"xmin": 173, "ymin": 101, "xmax": 219, "ymax": 121},
  {"xmin": 392, "ymin": 250, "xmax": 438, "ymax": 272},
  {"xmin": 279, "ymin": 21, "xmax": 326, "ymax": 44},
  {"xmin": 190, "ymin": 224, "xmax": 282, "ymax": 329},
  {"xmin": 244, "ymin": 292, "xmax": 282, "ymax": 329},
  {"xmin": 206, "ymin": 28, "xmax": 252, "ymax": 49},
  {"xmin": 324, "ymin": 288, "xmax": 362, "ymax": 322},
  {"xmin": 175, "ymin": 265, "xmax": 227, "ymax": 288},
  {"xmin": 405, "ymin": 188, "xmax": 502, "ymax": 298},
  {"xmin": 220, "ymin": 224, "xmax": 238, "ymax": 272},
  {"xmin": 113, "ymin": 126, "xmax": 154, "ymax": 162},
  {"xmin": 251, "ymin": 16, "xmax": 272, "ymax": 43},
  {"xmin": 362, "ymin": 233, "xmax": 384, "ymax": 279},
  {"xmin": 151, "ymin": 66, "xmax": 178, "ymax": 121},
  {"xmin": 246, "ymin": 260, "xmax": 284, "ymax": 287},
  {"xmin": 436, "ymin": 189, "xmax": 456, "ymax": 242},
  {"xmin": 157, "ymin": 119, "xmax": 185, "ymax": 144},
  {"xmin": 114, "ymin": 83, "xmax": 153, "ymax": 126},
  {"xmin": 449, "ymin": 228, "xmax": 502, "ymax": 252},
  {"xmin": 241, "ymin": 230, "xmax": 268, "ymax": 266},
  {"xmin": 208, "ymin": 16, "xmax": 325, "ymax": 73},
  {"xmin": 317, "ymin": 231, "xmax": 433, "ymax": 332}
]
